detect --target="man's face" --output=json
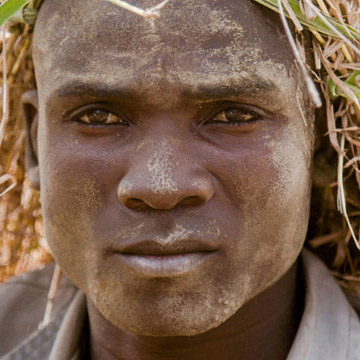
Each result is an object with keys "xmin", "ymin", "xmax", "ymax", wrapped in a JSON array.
[{"xmin": 32, "ymin": 0, "xmax": 313, "ymax": 336}]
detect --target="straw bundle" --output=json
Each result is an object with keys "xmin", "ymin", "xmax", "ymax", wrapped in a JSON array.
[
  {"xmin": 0, "ymin": 0, "xmax": 359, "ymax": 297},
  {"xmin": 253, "ymin": 0, "xmax": 360, "ymax": 296},
  {"xmin": 0, "ymin": 20, "xmax": 51, "ymax": 282}
]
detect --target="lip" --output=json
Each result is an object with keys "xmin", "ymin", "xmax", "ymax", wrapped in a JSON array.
[
  {"xmin": 117, "ymin": 252, "xmax": 215, "ymax": 277},
  {"xmin": 109, "ymin": 239, "xmax": 218, "ymax": 277}
]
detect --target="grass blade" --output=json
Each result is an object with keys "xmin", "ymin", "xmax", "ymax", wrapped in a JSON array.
[
  {"xmin": 0, "ymin": 0, "xmax": 30, "ymax": 26},
  {"xmin": 252, "ymin": 0, "xmax": 359, "ymax": 41}
]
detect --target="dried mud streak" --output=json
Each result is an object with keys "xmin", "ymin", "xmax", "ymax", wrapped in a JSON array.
[{"xmin": 146, "ymin": 138, "xmax": 179, "ymax": 195}]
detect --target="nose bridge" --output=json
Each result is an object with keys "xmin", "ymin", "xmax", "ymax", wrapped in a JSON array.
[
  {"xmin": 144, "ymin": 137, "xmax": 181, "ymax": 196},
  {"xmin": 118, "ymin": 136, "xmax": 214, "ymax": 210}
]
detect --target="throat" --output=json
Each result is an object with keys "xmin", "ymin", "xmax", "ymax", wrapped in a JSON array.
[{"xmin": 87, "ymin": 261, "xmax": 304, "ymax": 360}]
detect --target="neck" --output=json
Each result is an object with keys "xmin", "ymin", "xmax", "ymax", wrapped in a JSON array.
[{"xmin": 87, "ymin": 261, "xmax": 303, "ymax": 360}]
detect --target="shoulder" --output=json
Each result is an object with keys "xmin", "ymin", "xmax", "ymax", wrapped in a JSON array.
[
  {"xmin": 0, "ymin": 264, "xmax": 77, "ymax": 357},
  {"xmin": 302, "ymin": 249, "xmax": 360, "ymax": 320},
  {"xmin": 345, "ymin": 292, "xmax": 360, "ymax": 319},
  {"xmin": 287, "ymin": 250, "xmax": 360, "ymax": 360}
]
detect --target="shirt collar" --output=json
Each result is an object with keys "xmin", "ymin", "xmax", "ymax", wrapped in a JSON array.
[
  {"xmin": 49, "ymin": 290, "xmax": 87, "ymax": 360},
  {"xmin": 287, "ymin": 249, "xmax": 360, "ymax": 360}
]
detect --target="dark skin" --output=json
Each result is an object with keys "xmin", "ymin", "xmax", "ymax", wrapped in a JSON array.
[{"xmin": 23, "ymin": 0, "xmax": 314, "ymax": 359}]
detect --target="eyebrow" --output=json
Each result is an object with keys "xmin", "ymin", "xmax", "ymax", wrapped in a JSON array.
[
  {"xmin": 52, "ymin": 81, "xmax": 137, "ymax": 100},
  {"xmin": 193, "ymin": 80, "xmax": 276, "ymax": 101},
  {"xmin": 51, "ymin": 78, "xmax": 277, "ymax": 102}
]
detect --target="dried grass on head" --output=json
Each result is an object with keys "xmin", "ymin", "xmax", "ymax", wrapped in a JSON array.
[
  {"xmin": 269, "ymin": 0, "xmax": 360, "ymax": 296},
  {"xmin": 0, "ymin": 0, "xmax": 359, "ymax": 296},
  {"xmin": 0, "ymin": 19, "xmax": 51, "ymax": 282}
]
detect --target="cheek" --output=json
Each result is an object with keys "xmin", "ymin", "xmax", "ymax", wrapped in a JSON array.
[
  {"xmin": 37, "ymin": 134, "xmax": 109, "ymax": 288},
  {"xmin": 215, "ymin": 127, "xmax": 312, "ymax": 300},
  {"xmin": 232, "ymin": 138, "xmax": 311, "ymax": 212}
]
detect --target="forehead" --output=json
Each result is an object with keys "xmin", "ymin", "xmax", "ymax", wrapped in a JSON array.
[{"xmin": 33, "ymin": 0, "xmax": 298, "ymax": 105}]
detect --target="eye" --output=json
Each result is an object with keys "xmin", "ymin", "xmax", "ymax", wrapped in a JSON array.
[
  {"xmin": 211, "ymin": 108, "xmax": 262, "ymax": 125},
  {"xmin": 77, "ymin": 109, "xmax": 127, "ymax": 125}
]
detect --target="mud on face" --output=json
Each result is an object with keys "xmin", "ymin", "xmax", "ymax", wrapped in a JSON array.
[{"xmin": 30, "ymin": 0, "xmax": 314, "ymax": 336}]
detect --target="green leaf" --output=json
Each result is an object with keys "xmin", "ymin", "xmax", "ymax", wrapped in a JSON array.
[
  {"xmin": 329, "ymin": 71, "xmax": 360, "ymax": 102},
  {"xmin": 0, "ymin": 0, "xmax": 30, "ymax": 26},
  {"xmin": 346, "ymin": 70, "xmax": 360, "ymax": 86},
  {"xmin": 328, "ymin": 78, "xmax": 360, "ymax": 102},
  {"xmin": 252, "ymin": 0, "xmax": 359, "ymax": 41}
]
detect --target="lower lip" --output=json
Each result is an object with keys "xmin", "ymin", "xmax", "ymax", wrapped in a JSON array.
[{"xmin": 117, "ymin": 252, "xmax": 214, "ymax": 277}]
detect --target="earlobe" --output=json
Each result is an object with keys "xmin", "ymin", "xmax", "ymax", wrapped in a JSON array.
[{"xmin": 21, "ymin": 90, "xmax": 40, "ymax": 190}]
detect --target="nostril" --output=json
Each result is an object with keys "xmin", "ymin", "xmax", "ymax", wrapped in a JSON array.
[
  {"xmin": 180, "ymin": 196, "xmax": 205, "ymax": 207},
  {"xmin": 124, "ymin": 198, "xmax": 148, "ymax": 210}
]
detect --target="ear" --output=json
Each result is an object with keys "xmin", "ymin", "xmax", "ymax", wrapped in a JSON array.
[{"xmin": 21, "ymin": 90, "xmax": 40, "ymax": 190}]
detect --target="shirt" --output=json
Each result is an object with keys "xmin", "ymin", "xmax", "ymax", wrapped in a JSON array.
[{"xmin": 0, "ymin": 249, "xmax": 359, "ymax": 360}]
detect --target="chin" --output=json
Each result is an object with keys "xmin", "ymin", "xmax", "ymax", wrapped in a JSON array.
[{"xmin": 92, "ymin": 286, "xmax": 248, "ymax": 337}]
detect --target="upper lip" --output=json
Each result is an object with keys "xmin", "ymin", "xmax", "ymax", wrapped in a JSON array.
[{"xmin": 112, "ymin": 239, "xmax": 218, "ymax": 256}]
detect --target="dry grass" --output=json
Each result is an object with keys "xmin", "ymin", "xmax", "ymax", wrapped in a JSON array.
[
  {"xmin": 298, "ymin": 0, "xmax": 360, "ymax": 296},
  {"xmin": 0, "ymin": 23, "xmax": 51, "ymax": 283}
]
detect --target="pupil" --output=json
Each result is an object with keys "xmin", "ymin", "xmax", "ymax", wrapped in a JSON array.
[{"xmin": 89, "ymin": 110, "xmax": 108, "ymax": 124}]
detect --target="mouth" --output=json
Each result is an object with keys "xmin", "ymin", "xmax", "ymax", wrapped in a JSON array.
[{"xmin": 110, "ymin": 239, "xmax": 218, "ymax": 278}]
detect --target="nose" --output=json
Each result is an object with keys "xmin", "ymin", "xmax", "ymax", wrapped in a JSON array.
[{"xmin": 117, "ymin": 139, "xmax": 215, "ymax": 210}]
